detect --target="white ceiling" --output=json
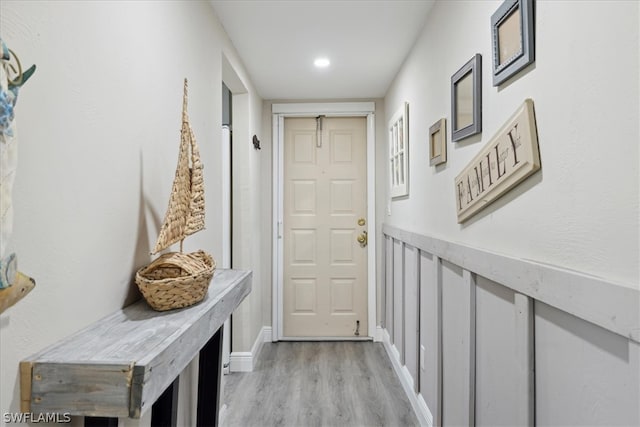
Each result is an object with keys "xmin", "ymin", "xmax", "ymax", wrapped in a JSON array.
[{"xmin": 210, "ymin": 0, "xmax": 435, "ymax": 100}]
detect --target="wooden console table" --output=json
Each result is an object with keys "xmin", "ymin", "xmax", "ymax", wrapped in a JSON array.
[{"xmin": 20, "ymin": 269, "xmax": 251, "ymax": 426}]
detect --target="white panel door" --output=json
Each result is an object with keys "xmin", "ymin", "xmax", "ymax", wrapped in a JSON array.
[{"xmin": 283, "ymin": 117, "xmax": 368, "ymax": 337}]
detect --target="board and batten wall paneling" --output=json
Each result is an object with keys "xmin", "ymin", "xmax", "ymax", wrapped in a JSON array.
[
  {"xmin": 441, "ymin": 261, "xmax": 473, "ymax": 427},
  {"xmin": 393, "ymin": 239, "xmax": 405, "ymax": 362},
  {"xmin": 404, "ymin": 245, "xmax": 420, "ymax": 392},
  {"xmin": 418, "ymin": 251, "xmax": 439, "ymax": 424},
  {"xmin": 513, "ymin": 293, "xmax": 535, "ymax": 425},
  {"xmin": 434, "ymin": 256, "xmax": 443, "ymax": 427},
  {"xmin": 381, "ymin": 234, "xmax": 386, "ymax": 331},
  {"xmin": 385, "ymin": 236, "xmax": 394, "ymax": 341},
  {"xmin": 463, "ymin": 270, "xmax": 476, "ymax": 427},
  {"xmin": 382, "ymin": 224, "xmax": 640, "ymax": 344},
  {"xmin": 475, "ymin": 276, "xmax": 534, "ymax": 426},
  {"xmin": 381, "ymin": 225, "xmax": 639, "ymax": 427},
  {"xmin": 535, "ymin": 303, "xmax": 640, "ymax": 426}
]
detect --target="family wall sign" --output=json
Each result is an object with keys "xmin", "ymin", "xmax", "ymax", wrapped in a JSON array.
[{"xmin": 455, "ymin": 99, "xmax": 540, "ymax": 223}]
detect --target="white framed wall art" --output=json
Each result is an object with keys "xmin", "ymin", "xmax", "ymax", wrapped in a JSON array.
[{"xmin": 389, "ymin": 102, "xmax": 409, "ymax": 199}]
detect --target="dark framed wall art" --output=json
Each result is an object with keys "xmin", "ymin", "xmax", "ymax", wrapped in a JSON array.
[
  {"xmin": 451, "ymin": 54, "xmax": 482, "ymax": 142},
  {"xmin": 491, "ymin": 0, "xmax": 535, "ymax": 86}
]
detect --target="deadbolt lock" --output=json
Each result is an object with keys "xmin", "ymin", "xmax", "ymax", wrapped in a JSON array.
[
  {"xmin": 358, "ymin": 218, "xmax": 366, "ymax": 226},
  {"xmin": 356, "ymin": 230, "xmax": 368, "ymax": 248}
]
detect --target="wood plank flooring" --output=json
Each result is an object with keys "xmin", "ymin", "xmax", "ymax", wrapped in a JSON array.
[{"xmin": 222, "ymin": 341, "xmax": 418, "ymax": 427}]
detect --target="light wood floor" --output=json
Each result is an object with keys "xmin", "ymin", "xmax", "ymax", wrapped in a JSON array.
[{"xmin": 222, "ymin": 341, "xmax": 418, "ymax": 427}]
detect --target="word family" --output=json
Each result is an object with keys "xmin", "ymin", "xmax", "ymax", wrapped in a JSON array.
[{"xmin": 455, "ymin": 99, "xmax": 540, "ymax": 223}]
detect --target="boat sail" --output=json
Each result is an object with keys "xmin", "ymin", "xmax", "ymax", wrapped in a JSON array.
[{"xmin": 135, "ymin": 79, "xmax": 215, "ymax": 311}]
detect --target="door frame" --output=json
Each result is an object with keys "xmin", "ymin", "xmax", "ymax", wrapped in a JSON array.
[{"xmin": 272, "ymin": 102, "xmax": 377, "ymax": 341}]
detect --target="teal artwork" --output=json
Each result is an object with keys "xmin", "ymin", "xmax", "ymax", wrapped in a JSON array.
[
  {"xmin": 0, "ymin": 38, "xmax": 36, "ymax": 138},
  {"xmin": 0, "ymin": 37, "xmax": 36, "ymax": 312}
]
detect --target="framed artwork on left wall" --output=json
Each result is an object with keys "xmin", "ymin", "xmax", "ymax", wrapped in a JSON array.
[{"xmin": 389, "ymin": 102, "xmax": 409, "ymax": 198}]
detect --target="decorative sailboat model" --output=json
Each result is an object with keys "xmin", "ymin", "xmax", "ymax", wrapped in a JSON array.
[{"xmin": 135, "ymin": 79, "xmax": 216, "ymax": 311}]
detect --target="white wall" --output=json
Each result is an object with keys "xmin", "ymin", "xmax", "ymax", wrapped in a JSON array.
[
  {"xmin": 382, "ymin": 0, "xmax": 639, "ymax": 289},
  {"xmin": 230, "ymin": 89, "xmax": 265, "ymax": 354},
  {"xmin": 0, "ymin": 1, "xmax": 262, "ymax": 425}
]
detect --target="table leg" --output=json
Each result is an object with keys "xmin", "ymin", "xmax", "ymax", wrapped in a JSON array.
[
  {"xmin": 151, "ymin": 377, "xmax": 180, "ymax": 427},
  {"xmin": 196, "ymin": 327, "xmax": 223, "ymax": 427},
  {"xmin": 85, "ymin": 417, "xmax": 118, "ymax": 427}
]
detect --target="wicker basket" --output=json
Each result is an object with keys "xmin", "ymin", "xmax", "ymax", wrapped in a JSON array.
[{"xmin": 135, "ymin": 250, "xmax": 216, "ymax": 311}]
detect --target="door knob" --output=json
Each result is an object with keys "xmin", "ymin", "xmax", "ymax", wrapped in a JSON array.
[
  {"xmin": 358, "ymin": 218, "xmax": 366, "ymax": 226},
  {"xmin": 356, "ymin": 230, "xmax": 368, "ymax": 248}
]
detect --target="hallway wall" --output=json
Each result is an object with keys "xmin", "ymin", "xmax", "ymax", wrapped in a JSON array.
[
  {"xmin": 383, "ymin": 0, "xmax": 639, "ymax": 290},
  {"xmin": 230, "ymin": 90, "xmax": 265, "ymax": 358},
  {"xmin": 380, "ymin": 1, "xmax": 639, "ymax": 425},
  {"xmin": 0, "ymin": 1, "xmax": 262, "ymax": 425}
]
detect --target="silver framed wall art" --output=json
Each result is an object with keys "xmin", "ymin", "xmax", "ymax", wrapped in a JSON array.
[
  {"xmin": 451, "ymin": 54, "xmax": 482, "ymax": 142},
  {"xmin": 491, "ymin": 0, "xmax": 535, "ymax": 86}
]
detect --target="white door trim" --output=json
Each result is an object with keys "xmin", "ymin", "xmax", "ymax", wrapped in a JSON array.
[
  {"xmin": 272, "ymin": 102, "xmax": 376, "ymax": 341},
  {"xmin": 221, "ymin": 125, "xmax": 231, "ymax": 374},
  {"xmin": 221, "ymin": 125, "xmax": 231, "ymax": 269}
]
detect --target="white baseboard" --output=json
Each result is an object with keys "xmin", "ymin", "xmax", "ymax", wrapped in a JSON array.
[
  {"xmin": 229, "ymin": 326, "xmax": 272, "ymax": 372},
  {"xmin": 416, "ymin": 393, "xmax": 434, "ymax": 427},
  {"xmin": 218, "ymin": 403, "xmax": 228, "ymax": 426},
  {"xmin": 229, "ymin": 351, "xmax": 253, "ymax": 372},
  {"xmin": 263, "ymin": 326, "xmax": 273, "ymax": 343},
  {"xmin": 374, "ymin": 325, "xmax": 384, "ymax": 342},
  {"xmin": 382, "ymin": 328, "xmax": 434, "ymax": 427}
]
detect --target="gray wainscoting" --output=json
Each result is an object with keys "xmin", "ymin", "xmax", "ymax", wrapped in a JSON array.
[{"xmin": 381, "ymin": 224, "xmax": 639, "ymax": 427}]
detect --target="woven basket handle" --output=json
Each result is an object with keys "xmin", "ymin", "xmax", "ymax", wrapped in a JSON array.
[{"xmin": 147, "ymin": 253, "xmax": 200, "ymax": 276}]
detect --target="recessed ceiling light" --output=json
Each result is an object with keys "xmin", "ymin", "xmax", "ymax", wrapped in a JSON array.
[{"xmin": 314, "ymin": 57, "xmax": 330, "ymax": 68}]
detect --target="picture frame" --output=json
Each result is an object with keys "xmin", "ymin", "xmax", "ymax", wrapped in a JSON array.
[
  {"xmin": 429, "ymin": 118, "xmax": 446, "ymax": 166},
  {"xmin": 389, "ymin": 102, "xmax": 409, "ymax": 198},
  {"xmin": 451, "ymin": 54, "xmax": 482, "ymax": 142},
  {"xmin": 491, "ymin": 0, "xmax": 535, "ymax": 86}
]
